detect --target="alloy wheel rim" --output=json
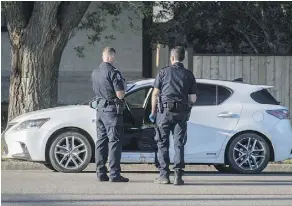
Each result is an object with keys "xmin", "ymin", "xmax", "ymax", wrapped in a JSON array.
[
  {"xmin": 54, "ymin": 136, "xmax": 88, "ymax": 169},
  {"xmin": 233, "ymin": 137, "xmax": 266, "ymax": 171}
]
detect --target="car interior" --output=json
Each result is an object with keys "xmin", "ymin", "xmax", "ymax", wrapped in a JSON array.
[{"xmin": 122, "ymin": 86, "xmax": 157, "ymax": 152}]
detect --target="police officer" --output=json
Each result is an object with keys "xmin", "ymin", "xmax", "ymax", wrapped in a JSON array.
[
  {"xmin": 149, "ymin": 46, "xmax": 197, "ymax": 185},
  {"xmin": 91, "ymin": 47, "xmax": 129, "ymax": 182}
]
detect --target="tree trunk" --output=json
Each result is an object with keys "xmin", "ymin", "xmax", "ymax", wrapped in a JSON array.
[
  {"xmin": 142, "ymin": 10, "xmax": 153, "ymax": 78},
  {"xmin": 4, "ymin": 2, "xmax": 90, "ymax": 122},
  {"xmin": 8, "ymin": 31, "xmax": 68, "ymax": 121}
]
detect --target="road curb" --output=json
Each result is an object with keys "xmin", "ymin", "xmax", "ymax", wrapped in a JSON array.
[{"xmin": 1, "ymin": 161, "xmax": 292, "ymax": 172}]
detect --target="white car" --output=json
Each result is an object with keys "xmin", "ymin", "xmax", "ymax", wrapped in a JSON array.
[{"xmin": 2, "ymin": 78, "xmax": 292, "ymax": 174}]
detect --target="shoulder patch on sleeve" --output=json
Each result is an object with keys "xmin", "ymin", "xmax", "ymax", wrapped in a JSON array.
[{"xmin": 116, "ymin": 71, "xmax": 122, "ymax": 80}]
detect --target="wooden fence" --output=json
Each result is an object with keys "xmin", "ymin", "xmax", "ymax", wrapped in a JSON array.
[{"xmin": 152, "ymin": 44, "xmax": 292, "ymax": 118}]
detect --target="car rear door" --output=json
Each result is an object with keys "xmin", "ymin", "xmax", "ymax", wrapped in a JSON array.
[{"xmin": 169, "ymin": 83, "xmax": 243, "ymax": 163}]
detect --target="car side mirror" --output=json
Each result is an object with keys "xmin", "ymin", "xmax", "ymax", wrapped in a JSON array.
[{"xmin": 89, "ymin": 100, "xmax": 98, "ymax": 109}]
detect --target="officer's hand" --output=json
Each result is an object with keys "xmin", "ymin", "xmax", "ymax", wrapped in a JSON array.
[{"xmin": 149, "ymin": 113, "xmax": 156, "ymax": 123}]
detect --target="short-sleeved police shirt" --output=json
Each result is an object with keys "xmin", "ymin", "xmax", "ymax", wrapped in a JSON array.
[
  {"xmin": 91, "ymin": 62, "xmax": 125, "ymax": 101},
  {"xmin": 153, "ymin": 62, "xmax": 197, "ymax": 104}
]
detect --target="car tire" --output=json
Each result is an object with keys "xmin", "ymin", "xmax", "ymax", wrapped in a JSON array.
[
  {"xmin": 227, "ymin": 133, "xmax": 270, "ymax": 174},
  {"xmin": 213, "ymin": 165, "xmax": 232, "ymax": 173},
  {"xmin": 43, "ymin": 163, "xmax": 57, "ymax": 172},
  {"xmin": 49, "ymin": 131, "xmax": 92, "ymax": 173}
]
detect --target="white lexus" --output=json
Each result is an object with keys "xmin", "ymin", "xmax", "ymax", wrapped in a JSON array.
[{"xmin": 2, "ymin": 78, "xmax": 292, "ymax": 174}]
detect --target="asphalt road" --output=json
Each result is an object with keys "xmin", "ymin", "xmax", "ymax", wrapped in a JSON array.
[{"xmin": 2, "ymin": 170, "xmax": 292, "ymax": 206}]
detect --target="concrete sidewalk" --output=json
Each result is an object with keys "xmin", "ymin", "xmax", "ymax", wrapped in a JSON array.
[{"xmin": 1, "ymin": 160, "xmax": 292, "ymax": 172}]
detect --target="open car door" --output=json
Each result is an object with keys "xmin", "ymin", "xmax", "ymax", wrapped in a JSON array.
[{"xmin": 121, "ymin": 86, "xmax": 157, "ymax": 163}]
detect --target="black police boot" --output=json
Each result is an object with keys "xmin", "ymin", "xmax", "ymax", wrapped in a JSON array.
[
  {"xmin": 173, "ymin": 173, "xmax": 184, "ymax": 185},
  {"xmin": 97, "ymin": 174, "xmax": 109, "ymax": 182},
  {"xmin": 109, "ymin": 175, "xmax": 129, "ymax": 182},
  {"xmin": 154, "ymin": 176, "xmax": 170, "ymax": 184}
]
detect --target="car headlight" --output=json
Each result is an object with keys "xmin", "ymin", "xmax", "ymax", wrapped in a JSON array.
[{"xmin": 12, "ymin": 118, "xmax": 50, "ymax": 131}]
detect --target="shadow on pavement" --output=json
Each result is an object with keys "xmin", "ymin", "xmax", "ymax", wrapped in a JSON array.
[
  {"xmin": 124, "ymin": 179, "xmax": 292, "ymax": 185},
  {"xmin": 182, "ymin": 181, "xmax": 292, "ymax": 186},
  {"xmin": 78, "ymin": 170, "xmax": 292, "ymax": 176}
]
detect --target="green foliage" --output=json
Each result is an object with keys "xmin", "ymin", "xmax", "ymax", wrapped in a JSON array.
[
  {"xmin": 74, "ymin": 1, "xmax": 146, "ymax": 57},
  {"xmin": 72, "ymin": 2, "xmax": 115, "ymax": 56},
  {"xmin": 149, "ymin": 1, "xmax": 292, "ymax": 54},
  {"xmin": 74, "ymin": 46, "xmax": 85, "ymax": 58},
  {"xmin": 56, "ymin": 1, "xmax": 292, "ymax": 56}
]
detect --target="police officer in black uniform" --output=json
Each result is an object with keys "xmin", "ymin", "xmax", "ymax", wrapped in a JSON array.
[
  {"xmin": 91, "ymin": 47, "xmax": 129, "ymax": 182},
  {"xmin": 149, "ymin": 46, "xmax": 197, "ymax": 185}
]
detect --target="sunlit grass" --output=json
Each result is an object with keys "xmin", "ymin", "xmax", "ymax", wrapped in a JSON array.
[{"xmin": 283, "ymin": 159, "xmax": 292, "ymax": 164}]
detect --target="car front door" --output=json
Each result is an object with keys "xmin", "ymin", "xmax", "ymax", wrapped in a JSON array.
[
  {"xmin": 169, "ymin": 83, "xmax": 243, "ymax": 163},
  {"xmin": 121, "ymin": 86, "xmax": 156, "ymax": 163}
]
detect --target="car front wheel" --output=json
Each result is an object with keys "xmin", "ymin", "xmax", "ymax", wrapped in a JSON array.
[
  {"xmin": 228, "ymin": 133, "xmax": 270, "ymax": 174},
  {"xmin": 213, "ymin": 164, "xmax": 232, "ymax": 173},
  {"xmin": 49, "ymin": 131, "xmax": 92, "ymax": 173},
  {"xmin": 43, "ymin": 163, "xmax": 57, "ymax": 172}
]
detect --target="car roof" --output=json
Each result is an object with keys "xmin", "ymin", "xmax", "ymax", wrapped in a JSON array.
[{"xmin": 127, "ymin": 78, "xmax": 273, "ymax": 93}]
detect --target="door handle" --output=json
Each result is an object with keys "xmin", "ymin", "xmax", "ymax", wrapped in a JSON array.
[{"xmin": 217, "ymin": 112, "xmax": 238, "ymax": 118}]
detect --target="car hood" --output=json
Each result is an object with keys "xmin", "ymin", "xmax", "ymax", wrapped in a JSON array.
[{"xmin": 10, "ymin": 105, "xmax": 88, "ymax": 123}]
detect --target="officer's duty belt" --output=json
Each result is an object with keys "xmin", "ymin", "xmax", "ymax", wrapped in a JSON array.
[
  {"xmin": 99, "ymin": 100, "xmax": 115, "ymax": 107},
  {"xmin": 162, "ymin": 102, "xmax": 188, "ymax": 110}
]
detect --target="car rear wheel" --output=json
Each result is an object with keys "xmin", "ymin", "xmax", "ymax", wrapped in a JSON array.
[
  {"xmin": 227, "ymin": 133, "xmax": 270, "ymax": 174},
  {"xmin": 213, "ymin": 165, "xmax": 232, "ymax": 173},
  {"xmin": 49, "ymin": 131, "xmax": 92, "ymax": 173}
]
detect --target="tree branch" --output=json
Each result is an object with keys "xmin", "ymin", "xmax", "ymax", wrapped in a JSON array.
[
  {"xmin": 233, "ymin": 26, "xmax": 259, "ymax": 54},
  {"xmin": 237, "ymin": 3, "xmax": 276, "ymax": 52},
  {"xmin": 258, "ymin": 2, "xmax": 275, "ymax": 50},
  {"xmin": 3, "ymin": 1, "xmax": 34, "ymax": 32},
  {"xmin": 28, "ymin": 1, "xmax": 61, "ymax": 30},
  {"xmin": 3, "ymin": 2, "xmax": 33, "ymax": 77},
  {"xmin": 57, "ymin": 2, "xmax": 90, "ymax": 32}
]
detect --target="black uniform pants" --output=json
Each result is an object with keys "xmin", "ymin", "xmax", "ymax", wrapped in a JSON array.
[
  {"xmin": 155, "ymin": 109, "xmax": 188, "ymax": 178},
  {"xmin": 95, "ymin": 105, "xmax": 123, "ymax": 178}
]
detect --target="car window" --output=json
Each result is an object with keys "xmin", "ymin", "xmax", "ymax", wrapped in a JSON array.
[
  {"xmin": 125, "ymin": 87, "xmax": 151, "ymax": 108},
  {"xmin": 195, "ymin": 83, "xmax": 232, "ymax": 106},
  {"xmin": 218, "ymin": 86, "xmax": 232, "ymax": 104},
  {"xmin": 250, "ymin": 89, "xmax": 279, "ymax": 105},
  {"xmin": 195, "ymin": 84, "xmax": 217, "ymax": 106}
]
